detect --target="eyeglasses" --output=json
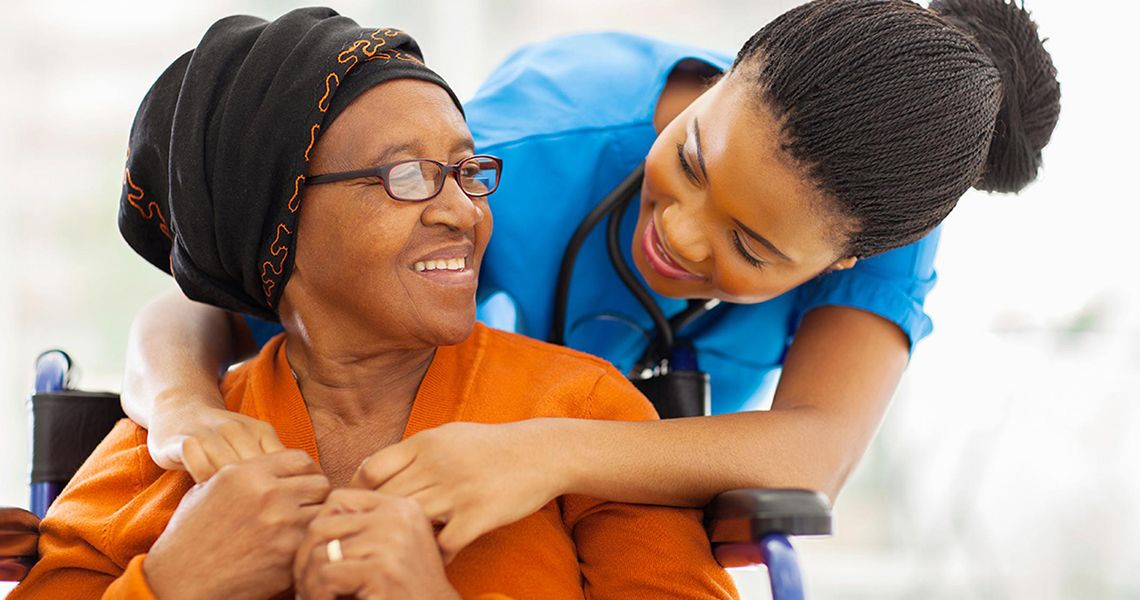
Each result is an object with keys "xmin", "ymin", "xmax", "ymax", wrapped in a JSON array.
[{"xmin": 306, "ymin": 154, "xmax": 502, "ymax": 201}]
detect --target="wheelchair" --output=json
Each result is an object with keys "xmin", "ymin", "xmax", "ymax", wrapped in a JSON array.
[{"xmin": 1, "ymin": 350, "xmax": 832, "ymax": 599}]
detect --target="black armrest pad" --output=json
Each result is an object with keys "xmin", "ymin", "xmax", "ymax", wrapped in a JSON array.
[
  {"xmin": 0, "ymin": 507, "xmax": 40, "ymax": 582},
  {"xmin": 704, "ymin": 488, "xmax": 832, "ymax": 544}
]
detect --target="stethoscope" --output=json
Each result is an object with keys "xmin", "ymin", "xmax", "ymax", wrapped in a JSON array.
[{"xmin": 549, "ymin": 163, "xmax": 722, "ymax": 418}]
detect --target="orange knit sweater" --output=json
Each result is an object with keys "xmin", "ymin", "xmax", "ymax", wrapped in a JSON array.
[{"xmin": 11, "ymin": 323, "xmax": 737, "ymax": 599}]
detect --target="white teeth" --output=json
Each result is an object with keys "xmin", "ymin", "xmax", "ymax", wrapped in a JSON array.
[{"xmin": 414, "ymin": 257, "xmax": 466, "ymax": 272}]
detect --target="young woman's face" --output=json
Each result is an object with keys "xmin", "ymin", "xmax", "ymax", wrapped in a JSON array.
[{"xmin": 635, "ymin": 76, "xmax": 856, "ymax": 304}]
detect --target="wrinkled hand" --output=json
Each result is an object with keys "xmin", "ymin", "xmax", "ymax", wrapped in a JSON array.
[
  {"xmin": 144, "ymin": 450, "xmax": 330, "ymax": 600},
  {"xmin": 149, "ymin": 402, "xmax": 286, "ymax": 483},
  {"xmin": 294, "ymin": 489, "xmax": 460, "ymax": 600},
  {"xmin": 350, "ymin": 420, "xmax": 563, "ymax": 563}
]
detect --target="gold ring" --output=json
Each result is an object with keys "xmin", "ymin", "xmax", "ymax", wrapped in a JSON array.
[{"xmin": 326, "ymin": 538, "xmax": 344, "ymax": 563}]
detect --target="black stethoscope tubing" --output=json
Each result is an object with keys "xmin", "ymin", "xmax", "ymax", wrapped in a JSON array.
[{"xmin": 551, "ymin": 163, "xmax": 719, "ymax": 366}]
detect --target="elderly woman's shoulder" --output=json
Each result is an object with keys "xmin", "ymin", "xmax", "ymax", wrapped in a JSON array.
[
  {"xmin": 475, "ymin": 323, "xmax": 616, "ymax": 371},
  {"xmin": 64, "ymin": 419, "xmax": 177, "ymax": 498},
  {"xmin": 32, "ymin": 419, "xmax": 188, "ymax": 556},
  {"xmin": 467, "ymin": 324, "xmax": 657, "ymax": 421}
]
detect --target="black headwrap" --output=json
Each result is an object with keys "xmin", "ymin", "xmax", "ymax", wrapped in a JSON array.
[{"xmin": 119, "ymin": 7, "xmax": 463, "ymax": 320}]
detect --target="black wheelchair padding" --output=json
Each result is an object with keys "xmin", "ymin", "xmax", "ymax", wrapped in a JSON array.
[
  {"xmin": 704, "ymin": 488, "xmax": 832, "ymax": 544},
  {"xmin": 31, "ymin": 391, "xmax": 125, "ymax": 484}
]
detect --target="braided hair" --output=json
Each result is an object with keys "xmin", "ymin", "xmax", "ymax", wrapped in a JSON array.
[{"xmin": 732, "ymin": 0, "xmax": 1061, "ymax": 258}]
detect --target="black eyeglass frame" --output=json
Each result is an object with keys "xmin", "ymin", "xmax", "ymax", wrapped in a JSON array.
[{"xmin": 305, "ymin": 154, "xmax": 503, "ymax": 201}]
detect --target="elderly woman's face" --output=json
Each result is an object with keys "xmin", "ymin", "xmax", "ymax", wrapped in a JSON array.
[{"xmin": 287, "ymin": 79, "xmax": 491, "ymax": 348}]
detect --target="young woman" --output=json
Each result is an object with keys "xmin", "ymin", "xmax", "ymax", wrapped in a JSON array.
[{"xmin": 121, "ymin": 0, "xmax": 1060, "ymax": 560}]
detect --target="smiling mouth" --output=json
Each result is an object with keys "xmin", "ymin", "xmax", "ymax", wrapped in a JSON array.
[
  {"xmin": 642, "ymin": 219, "xmax": 702, "ymax": 281},
  {"xmin": 409, "ymin": 252, "xmax": 477, "ymax": 287},
  {"xmin": 414, "ymin": 257, "xmax": 467, "ymax": 272}
]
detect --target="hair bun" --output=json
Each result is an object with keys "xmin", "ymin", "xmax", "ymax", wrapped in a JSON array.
[{"xmin": 931, "ymin": 0, "xmax": 1061, "ymax": 192}]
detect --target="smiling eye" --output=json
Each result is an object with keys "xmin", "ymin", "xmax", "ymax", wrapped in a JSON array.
[
  {"xmin": 676, "ymin": 143, "xmax": 700, "ymax": 185},
  {"xmin": 731, "ymin": 230, "xmax": 766, "ymax": 269}
]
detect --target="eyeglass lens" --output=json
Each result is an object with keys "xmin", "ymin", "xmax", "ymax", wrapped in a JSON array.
[{"xmin": 386, "ymin": 157, "xmax": 500, "ymax": 201}]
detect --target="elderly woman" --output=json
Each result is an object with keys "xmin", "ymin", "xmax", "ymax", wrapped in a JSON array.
[{"xmin": 10, "ymin": 9, "xmax": 737, "ymax": 600}]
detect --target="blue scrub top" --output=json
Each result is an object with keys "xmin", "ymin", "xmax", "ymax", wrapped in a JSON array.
[{"xmin": 248, "ymin": 32, "xmax": 940, "ymax": 414}]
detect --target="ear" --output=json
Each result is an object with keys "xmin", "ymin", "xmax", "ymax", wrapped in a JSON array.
[{"xmin": 828, "ymin": 256, "xmax": 858, "ymax": 272}]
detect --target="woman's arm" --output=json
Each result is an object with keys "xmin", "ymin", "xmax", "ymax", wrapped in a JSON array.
[
  {"xmin": 350, "ymin": 305, "xmax": 907, "ymax": 558},
  {"xmin": 122, "ymin": 287, "xmax": 283, "ymax": 481},
  {"xmin": 559, "ymin": 305, "xmax": 908, "ymax": 505}
]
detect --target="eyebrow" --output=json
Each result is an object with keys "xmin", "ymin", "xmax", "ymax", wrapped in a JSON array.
[
  {"xmin": 365, "ymin": 142, "xmax": 416, "ymax": 168},
  {"xmin": 365, "ymin": 137, "xmax": 475, "ymax": 167},
  {"xmin": 732, "ymin": 218, "xmax": 793, "ymax": 263},
  {"xmin": 691, "ymin": 117, "xmax": 710, "ymax": 184}
]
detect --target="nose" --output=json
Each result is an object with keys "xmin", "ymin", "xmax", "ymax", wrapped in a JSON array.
[
  {"xmin": 422, "ymin": 177, "xmax": 485, "ymax": 231},
  {"xmin": 659, "ymin": 202, "xmax": 711, "ymax": 264}
]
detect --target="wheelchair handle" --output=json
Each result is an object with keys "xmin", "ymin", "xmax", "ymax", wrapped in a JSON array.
[{"xmin": 34, "ymin": 350, "xmax": 73, "ymax": 395}]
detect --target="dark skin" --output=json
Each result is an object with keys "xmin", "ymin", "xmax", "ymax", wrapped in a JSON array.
[
  {"xmin": 637, "ymin": 70, "xmax": 857, "ymax": 303},
  {"xmin": 281, "ymin": 79, "xmax": 489, "ymax": 487},
  {"xmin": 293, "ymin": 489, "xmax": 455, "ymax": 600},
  {"xmin": 143, "ymin": 79, "xmax": 485, "ymax": 598},
  {"xmin": 144, "ymin": 451, "xmax": 330, "ymax": 600},
  {"xmin": 346, "ymin": 72, "xmax": 902, "ymax": 561},
  {"xmin": 284, "ymin": 79, "xmax": 484, "ymax": 597},
  {"xmin": 122, "ymin": 62, "xmax": 909, "ymax": 562}
]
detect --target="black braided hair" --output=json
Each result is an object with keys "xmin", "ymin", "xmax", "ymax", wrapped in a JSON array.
[{"xmin": 731, "ymin": 0, "xmax": 1061, "ymax": 259}]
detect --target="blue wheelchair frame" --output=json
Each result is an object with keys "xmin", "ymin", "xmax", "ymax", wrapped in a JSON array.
[
  {"xmin": 30, "ymin": 351, "xmax": 71, "ymax": 519},
  {"xmin": 6, "ymin": 350, "xmax": 830, "ymax": 599},
  {"xmin": 762, "ymin": 535, "xmax": 805, "ymax": 599}
]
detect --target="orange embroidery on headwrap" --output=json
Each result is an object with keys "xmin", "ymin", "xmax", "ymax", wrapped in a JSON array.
[
  {"xmin": 339, "ymin": 40, "xmax": 367, "ymax": 60},
  {"xmin": 394, "ymin": 52, "xmax": 422, "ymax": 64},
  {"xmin": 124, "ymin": 167, "xmax": 173, "ymax": 240},
  {"xmin": 363, "ymin": 36, "xmax": 386, "ymax": 54},
  {"xmin": 305, "ymin": 124, "xmax": 320, "ymax": 161},
  {"xmin": 261, "ymin": 26, "xmax": 421, "ymax": 306},
  {"xmin": 287, "ymin": 175, "xmax": 305, "ymax": 213},
  {"xmin": 124, "ymin": 168, "xmax": 143, "ymax": 203},
  {"xmin": 318, "ymin": 72, "xmax": 340, "ymax": 112},
  {"xmin": 269, "ymin": 223, "xmax": 292, "ymax": 256},
  {"xmin": 337, "ymin": 40, "xmax": 367, "ymax": 71},
  {"xmin": 260, "ymin": 249, "xmax": 288, "ymax": 297},
  {"xmin": 261, "ymin": 223, "xmax": 293, "ymax": 296}
]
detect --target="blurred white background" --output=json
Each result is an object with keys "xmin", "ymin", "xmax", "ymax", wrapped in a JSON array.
[{"xmin": 1, "ymin": 1, "xmax": 1136, "ymax": 598}]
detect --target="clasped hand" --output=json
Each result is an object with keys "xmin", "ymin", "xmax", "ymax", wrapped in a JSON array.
[
  {"xmin": 142, "ymin": 450, "xmax": 459, "ymax": 600},
  {"xmin": 152, "ymin": 409, "xmax": 565, "ymax": 565}
]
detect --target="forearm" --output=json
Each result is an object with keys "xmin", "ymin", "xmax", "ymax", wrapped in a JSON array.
[
  {"xmin": 554, "ymin": 306, "xmax": 908, "ymax": 506},
  {"xmin": 552, "ymin": 406, "xmax": 864, "ymax": 508},
  {"xmin": 121, "ymin": 288, "xmax": 241, "ymax": 428}
]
